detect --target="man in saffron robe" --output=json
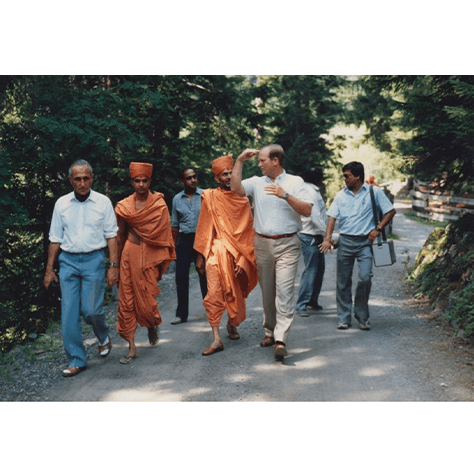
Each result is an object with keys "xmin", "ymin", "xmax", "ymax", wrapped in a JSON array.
[
  {"xmin": 194, "ymin": 156, "xmax": 258, "ymax": 356},
  {"xmin": 115, "ymin": 162, "xmax": 176, "ymax": 364}
]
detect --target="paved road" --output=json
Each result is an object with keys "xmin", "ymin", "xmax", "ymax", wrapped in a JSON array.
[{"xmin": 44, "ymin": 200, "xmax": 474, "ymax": 401}]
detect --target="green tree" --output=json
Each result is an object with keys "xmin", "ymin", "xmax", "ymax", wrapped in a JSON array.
[
  {"xmin": 255, "ymin": 75, "xmax": 346, "ymax": 176},
  {"xmin": 350, "ymin": 75, "xmax": 474, "ymax": 194}
]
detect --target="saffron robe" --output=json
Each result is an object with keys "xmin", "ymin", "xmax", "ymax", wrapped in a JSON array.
[
  {"xmin": 194, "ymin": 188, "xmax": 258, "ymax": 326},
  {"xmin": 115, "ymin": 191, "xmax": 176, "ymax": 341}
]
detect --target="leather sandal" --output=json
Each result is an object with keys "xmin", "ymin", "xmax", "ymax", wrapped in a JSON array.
[
  {"xmin": 62, "ymin": 366, "xmax": 87, "ymax": 377},
  {"xmin": 227, "ymin": 322, "xmax": 240, "ymax": 340},
  {"xmin": 98, "ymin": 340, "xmax": 112, "ymax": 358},
  {"xmin": 202, "ymin": 343, "xmax": 224, "ymax": 356},
  {"xmin": 260, "ymin": 336, "xmax": 275, "ymax": 347},
  {"xmin": 120, "ymin": 354, "xmax": 138, "ymax": 365}
]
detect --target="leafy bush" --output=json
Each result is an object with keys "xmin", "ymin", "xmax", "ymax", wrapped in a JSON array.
[{"xmin": 407, "ymin": 214, "xmax": 474, "ymax": 337}]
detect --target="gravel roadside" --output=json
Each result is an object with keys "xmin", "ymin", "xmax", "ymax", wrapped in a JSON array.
[{"xmin": 0, "ymin": 272, "xmax": 176, "ymax": 401}]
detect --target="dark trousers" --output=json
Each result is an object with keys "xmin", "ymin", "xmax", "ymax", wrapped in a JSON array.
[{"xmin": 175, "ymin": 233, "xmax": 208, "ymax": 321}]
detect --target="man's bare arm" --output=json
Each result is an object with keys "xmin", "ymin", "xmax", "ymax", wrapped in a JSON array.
[
  {"xmin": 44, "ymin": 242, "xmax": 61, "ymax": 289},
  {"xmin": 230, "ymin": 148, "xmax": 259, "ymax": 197}
]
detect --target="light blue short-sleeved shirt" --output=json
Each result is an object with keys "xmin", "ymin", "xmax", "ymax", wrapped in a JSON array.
[
  {"xmin": 49, "ymin": 189, "xmax": 118, "ymax": 253},
  {"xmin": 170, "ymin": 188, "xmax": 203, "ymax": 233},
  {"xmin": 327, "ymin": 183, "xmax": 394, "ymax": 236},
  {"xmin": 242, "ymin": 171, "xmax": 311, "ymax": 235}
]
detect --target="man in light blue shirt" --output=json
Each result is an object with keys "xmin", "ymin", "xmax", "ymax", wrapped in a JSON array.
[
  {"xmin": 320, "ymin": 161, "xmax": 396, "ymax": 330},
  {"xmin": 44, "ymin": 160, "xmax": 118, "ymax": 377},
  {"xmin": 231, "ymin": 144, "xmax": 312, "ymax": 361},
  {"xmin": 170, "ymin": 167, "xmax": 208, "ymax": 324}
]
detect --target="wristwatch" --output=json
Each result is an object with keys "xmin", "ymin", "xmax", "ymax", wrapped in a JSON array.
[
  {"xmin": 375, "ymin": 226, "xmax": 382, "ymax": 232},
  {"xmin": 109, "ymin": 262, "xmax": 118, "ymax": 268},
  {"xmin": 283, "ymin": 192, "xmax": 290, "ymax": 200}
]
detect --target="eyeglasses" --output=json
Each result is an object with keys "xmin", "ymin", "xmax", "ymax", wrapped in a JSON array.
[{"xmin": 342, "ymin": 173, "xmax": 353, "ymax": 179}]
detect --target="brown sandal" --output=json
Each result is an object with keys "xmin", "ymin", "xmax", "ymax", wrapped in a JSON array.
[
  {"xmin": 226, "ymin": 322, "xmax": 240, "ymax": 340},
  {"xmin": 62, "ymin": 366, "xmax": 87, "ymax": 377}
]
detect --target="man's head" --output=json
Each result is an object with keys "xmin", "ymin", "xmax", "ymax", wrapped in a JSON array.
[
  {"xmin": 257, "ymin": 144, "xmax": 285, "ymax": 178},
  {"xmin": 212, "ymin": 156, "xmax": 234, "ymax": 190},
  {"xmin": 342, "ymin": 161, "xmax": 364, "ymax": 190},
  {"xmin": 129, "ymin": 162, "xmax": 153, "ymax": 197},
  {"xmin": 181, "ymin": 167, "xmax": 198, "ymax": 193},
  {"xmin": 69, "ymin": 160, "xmax": 94, "ymax": 196},
  {"xmin": 301, "ymin": 165, "xmax": 323, "ymax": 186}
]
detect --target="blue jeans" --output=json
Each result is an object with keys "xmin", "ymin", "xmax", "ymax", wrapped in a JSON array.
[
  {"xmin": 336, "ymin": 235, "xmax": 373, "ymax": 325},
  {"xmin": 175, "ymin": 233, "xmax": 208, "ymax": 321},
  {"xmin": 58, "ymin": 249, "xmax": 109, "ymax": 367},
  {"xmin": 296, "ymin": 233, "xmax": 325, "ymax": 312}
]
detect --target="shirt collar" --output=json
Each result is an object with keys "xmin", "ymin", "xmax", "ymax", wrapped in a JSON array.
[
  {"xmin": 69, "ymin": 189, "xmax": 97, "ymax": 203},
  {"xmin": 343, "ymin": 181, "xmax": 369, "ymax": 197},
  {"xmin": 180, "ymin": 187, "xmax": 202, "ymax": 198},
  {"xmin": 265, "ymin": 169, "xmax": 287, "ymax": 183}
]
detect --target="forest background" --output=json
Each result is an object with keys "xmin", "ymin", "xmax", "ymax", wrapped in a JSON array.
[{"xmin": 1, "ymin": 74, "xmax": 474, "ymax": 351}]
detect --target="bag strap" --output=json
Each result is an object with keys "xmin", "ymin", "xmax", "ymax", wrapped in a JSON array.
[{"xmin": 369, "ymin": 185, "xmax": 387, "ymax": 243}]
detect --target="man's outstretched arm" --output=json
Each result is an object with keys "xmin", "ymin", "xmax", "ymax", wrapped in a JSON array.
[{"xmin": 231, "ymin": 148, "xmax": 259, "ymax": 197}]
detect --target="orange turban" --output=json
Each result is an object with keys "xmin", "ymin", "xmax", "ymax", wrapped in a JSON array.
[
  {"xmin": 129, "ymin": 162, "xmax": 153, "ymax": 179},
  {"xmin": 212, "ymin": 156, "xmax": 233, "ymax": 177}
]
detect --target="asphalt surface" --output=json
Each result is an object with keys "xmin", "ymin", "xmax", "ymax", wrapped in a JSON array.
[{"xmin": 42, "ymin": 200, "xmax": 474, "ymax": 401}]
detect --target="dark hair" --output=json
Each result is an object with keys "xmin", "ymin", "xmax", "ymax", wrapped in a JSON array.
[
  {"xmin": 181, "ymin": 167, "xmax": 195, "ymax": 180},
  {"xmin": 302, "ymin": 165, "xmax": 323, "ymax": 185},
  {"xmin": 69, "ymin": 159, "xmax": 93, "ymax": 177},
  {"xmin": 342, "ymin": 161, "xmax": 365, "ymax": 183},
  {"xmin": 261, "ymin": 144, "xmax": 285, "ymax": 167}
]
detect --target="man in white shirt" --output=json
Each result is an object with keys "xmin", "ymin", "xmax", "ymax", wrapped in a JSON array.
[
  {"xmin": 43, "ymin": 160, "xmax": 118, "ymax": 377},
  {"xmin": 231, "ymin": 144, "xmax": 312, "ymax": 360},
  {"xmin": 296, "ymin": 167, "xmax": 328, "ymax": 317}
]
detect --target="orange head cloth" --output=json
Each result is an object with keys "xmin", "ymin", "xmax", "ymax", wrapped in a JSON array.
[
  {"xmin": 129, "ymin": 162, "xmax": 153, "ymax": 179},
  {"xmin": 212, "ymin": 156, "xmax": 234, "ymax": 177}
]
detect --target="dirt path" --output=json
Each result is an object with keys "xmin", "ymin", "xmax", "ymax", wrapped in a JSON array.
[{"xmin": 39, "ymin": 199, "xmax": 474, "ymax": 401}]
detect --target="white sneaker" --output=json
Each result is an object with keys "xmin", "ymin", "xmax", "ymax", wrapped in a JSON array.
[
  {"xmin": 337, "ymin": 323, "xmax": 349, "ymax": 330},
  {"xmin": 171, "ymin": 317, "xmax": 184, "ymax": 325},
  {"xmin": 359, "ymin": 322, "xmax": 371, "ymax": 330}
]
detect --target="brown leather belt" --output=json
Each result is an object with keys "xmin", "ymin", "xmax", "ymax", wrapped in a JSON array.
[{"xmin": 257, "ymin": 232, "xmax": 296, "ymax": 240}]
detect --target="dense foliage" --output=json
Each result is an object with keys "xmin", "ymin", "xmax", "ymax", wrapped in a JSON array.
[
  {"xmin": 3, "ymin": 74, "xmax": 474, "ymax": 351},
  {"xmin": 349, "ymin": 75, "xmax": 474, "ymax": 194},
  {"xmin": 0, "ymin": 75, "xmax": 345, "ymax": 351}
]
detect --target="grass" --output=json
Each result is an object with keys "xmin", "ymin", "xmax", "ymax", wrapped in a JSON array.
[{"xmin": 404, "ymin": 211, "xmax": 450, "ymax": 228}]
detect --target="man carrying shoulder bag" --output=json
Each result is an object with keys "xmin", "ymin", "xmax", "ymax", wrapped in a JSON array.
[{"xmin": 319, "ymin": 162, "xmax": 396, "ymax": 331}]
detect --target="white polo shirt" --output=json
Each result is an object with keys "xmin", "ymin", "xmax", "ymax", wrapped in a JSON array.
[{"xmin": 242, "ymin": 170, "xmax": 311, "ymax": 235}]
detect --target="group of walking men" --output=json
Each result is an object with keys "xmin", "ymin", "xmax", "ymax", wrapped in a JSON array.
[{"xmin": 44, "ymin": 145, "xmax": 395, "ymax": 377}]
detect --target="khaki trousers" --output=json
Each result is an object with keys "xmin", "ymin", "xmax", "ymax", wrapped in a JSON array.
[{"xmin": 254, "ymin": 233, "xmax": 301, "ymax": 345}]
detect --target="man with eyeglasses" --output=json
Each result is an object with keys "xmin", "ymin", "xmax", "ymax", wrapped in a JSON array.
[
  {"xmin": 43, "ymin": 160, "xmax": 118, "ymax": 377},
  {"xmin": 170, "ymin": 167, "xmax": 208, "ymax": 325},
  {"xmin": 319, "ymin": 161, "xmax": 396, "ymax": 330}
]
